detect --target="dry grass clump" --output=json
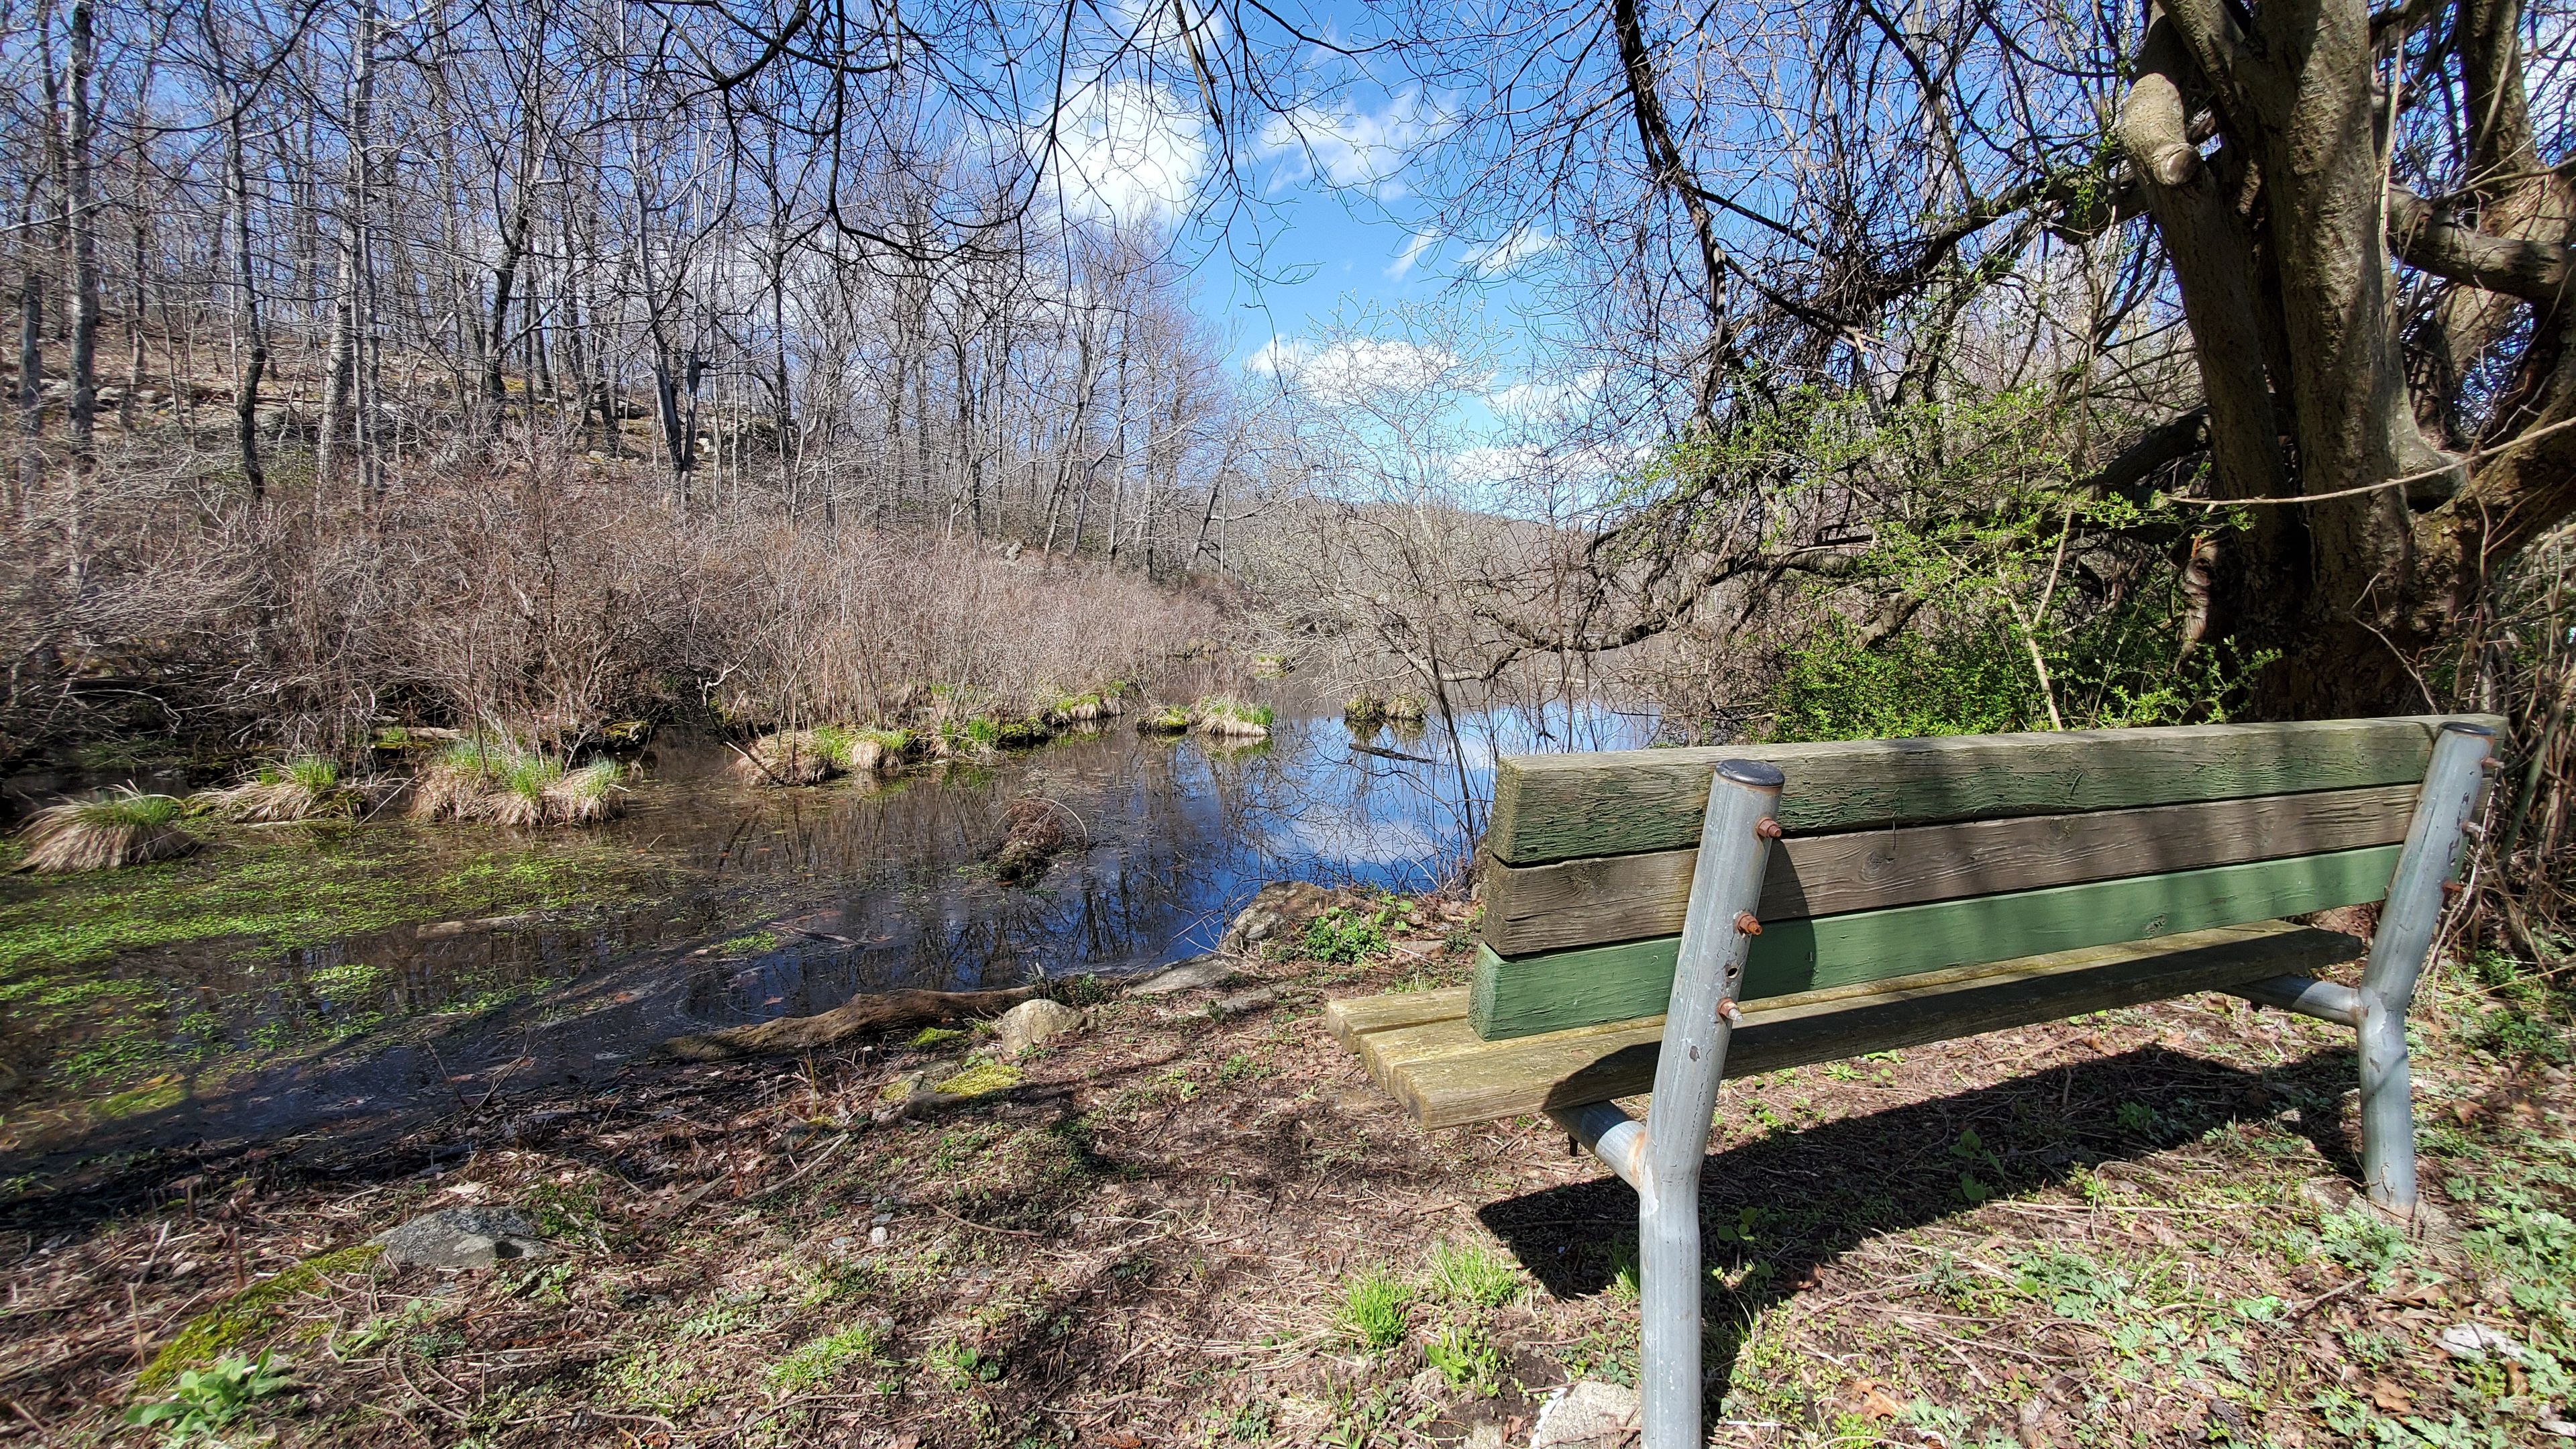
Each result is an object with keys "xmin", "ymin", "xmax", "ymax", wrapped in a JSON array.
[
  {"xmin": 193, "ymin": 757, "xmax": 358, "ymax": 823},
  {"xmin": 1190, "ymin": 696, "xmax": 1273, "ymax": 739},
  {"xmin": 12, "ymin": 786, "xmax": 199, "ymax": 872},
  {"xmin": 733, "ymin": 727, "xmax": 909, "ymax": 786},
  {"xmin": 1135, "ymin": 704, "xmax": 1191, "ymax": 735},
  {"xmin": 1045, "ymin": 687, "xmax": 1128, "ymax": 727},
  {"xmin": 411, "ymin": 741, "xmax": 630, "ymax": 826}
]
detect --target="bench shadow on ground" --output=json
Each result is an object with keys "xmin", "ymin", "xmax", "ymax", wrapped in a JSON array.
[{"xmin": 1476, "ymin": 1040, "xmax": 2361, "ymax": 1393}]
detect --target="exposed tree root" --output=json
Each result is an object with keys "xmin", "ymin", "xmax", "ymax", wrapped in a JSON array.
[{"xmin": 661, "ymin": 985, "xmax": 1044, "ymax": 1061}]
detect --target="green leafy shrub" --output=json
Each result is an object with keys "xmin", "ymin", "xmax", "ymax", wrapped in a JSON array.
[{"xmin": 1769, "ymin": 620, "xmax": 2037, "ymax": 742}]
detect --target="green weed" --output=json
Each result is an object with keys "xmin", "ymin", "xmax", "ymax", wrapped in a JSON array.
[
  {"xmin": 124, "ymin": 1350, "xmax": 295, "ymax": 1444},
  {"xmin": 1339, "ymin": 1267, "xmax": 1412, "ymax": 1350},
  {"xmin": 1424, "ymin": 1324, "xmax": 1504, "ymax": 1395},
  {"xmin": 2317, "ymin": 1205, "xmax": 2413, "ymax": 1289},
  {"xmin": 1303, "ymin": 906, "xmax": 1394, "ymax": 965}
]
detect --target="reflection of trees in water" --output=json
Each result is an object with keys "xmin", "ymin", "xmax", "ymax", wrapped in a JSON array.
[{"xmin": 631, "ymin": 703, "xmax": 1658, "ymax": 1008}]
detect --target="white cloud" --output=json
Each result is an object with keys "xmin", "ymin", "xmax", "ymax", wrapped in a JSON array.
[
  {"xmin": 1448, "ymin": 443, "xmax": 1543, "ymax": 490},
  {"xmin": 1248, "ymin": 336, "xmax": 1461, "ymax": 403},
  {"xmin": 1258, "ymin": 93, "xmax": 1434, "ymax": 195},
  {"xmin": 1034, "ymin": 80, "xmax": 1209, "ymax": 230},
  {"xmin": 1461, "ymin": 227, "xmax": 1554, "ymax": 276}
]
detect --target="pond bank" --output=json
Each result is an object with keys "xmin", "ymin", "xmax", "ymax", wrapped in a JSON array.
[{"xmin": 5, "ymin": 890, "xmax": 2570, "ymax": 1447}]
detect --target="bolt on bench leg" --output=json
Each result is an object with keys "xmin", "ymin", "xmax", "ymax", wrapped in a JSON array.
[
  {"xmin": 2355, "ymin": 721, "xmax": 2493, "ymax": 1214},
  {"xmin": 1547, "ymin": 759, "xmax": 1781, "ymax": 1449}
]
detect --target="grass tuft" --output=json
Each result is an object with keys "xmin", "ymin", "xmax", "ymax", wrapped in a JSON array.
[
  {"xmin": 1338, "ymin": 1267, "xmax": 1411, "ymax": 1351},
  {"xmin": 195, "ymin": 755, "xmax": 358, "ymax": 824},
  {"xmin": 15, "ymin": 786, "xmax": 198, "ymax": 873},
  {"xmin": 1426, "ymin": 1239, "xmax": 1523, "ymax": 1308},
  {"xmin": 411, "ymin": 741, "xmax": 627, "ymax": 827},
  {"xmin": 1189, "ymin": 696, "xmax": 1273, "ymax": 737}
]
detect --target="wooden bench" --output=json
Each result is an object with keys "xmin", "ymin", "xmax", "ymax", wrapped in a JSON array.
[{"xmin": 1326, "ymin": 714, "xmax": 2498, "ymax": 1449}]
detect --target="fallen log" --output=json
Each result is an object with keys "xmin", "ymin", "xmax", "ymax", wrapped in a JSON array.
[
  {"xmin": 663, "ymin": 985, "xmax": 1043, "ymax": 1061},
  {"xmin": 1350, "ymin": 742, "xmax": 1436, "ymax": 765}
]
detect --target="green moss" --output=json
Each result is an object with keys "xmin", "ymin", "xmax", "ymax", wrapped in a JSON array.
[
  {"xmin": 96, "ymin": 1076, "xmax": 188, "ymax": 1118},
  {"xmin": 138, "ymin": 1244, "xmax": 382, "ymax": 1393},
  {"xmin": 934, "ymin": 1059, "xmax": 1024, "ymax": 1098},
  {"xmin": 767, "ymin": 1322, "xmax": 887, "ymax": 1391},
  {"xmin": 989, "ymin": 714, "xmax": 1056, "ymax": 748},
  {"xmin": 908, "ymin": 1026, "xmax": 965, "ymax": 1050},
  {"xmin": 717, "ymin": 930, "xmax": 780, "ymax": 956}
]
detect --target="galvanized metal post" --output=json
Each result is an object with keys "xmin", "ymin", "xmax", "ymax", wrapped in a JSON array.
[
  {"xmin": 2357, "ymin": 721, "xmax": 2493, "ymax": 1213},
  {"xmin": 1636, "ymin": 758, "xmax": 1784, "ymax": 1449}
]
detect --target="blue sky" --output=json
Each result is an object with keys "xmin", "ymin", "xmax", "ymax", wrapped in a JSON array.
[{"xmin": 1031, "ymin": 20, "xmax": 1564, "ymax": 442}]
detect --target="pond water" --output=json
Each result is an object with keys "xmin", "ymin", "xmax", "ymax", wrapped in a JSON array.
[{"xmin": 0, "ymin": 695, "xmax": 1655, "ymax": 1176}]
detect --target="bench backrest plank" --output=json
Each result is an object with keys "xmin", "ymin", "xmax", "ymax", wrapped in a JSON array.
[
  {"xmin": 1486, "ymin": 715, "xmax": 2478, "ymax": 865},
  {"xmin": 1483, "ymin": 781, "xmax": 2424, "ymax": 957},
  {"xmin": 1471, "ymin": 843, "xmax": 2401, "ymax": 1037},
  {"xmin": 1472, "ymin": 714, "xmax": 2500, "ymax": 1042}
]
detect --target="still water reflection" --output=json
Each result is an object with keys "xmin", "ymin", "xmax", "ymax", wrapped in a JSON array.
[{"xmin": 0, "ymin": 697, "xmax": 1654, "ymax": 1165}]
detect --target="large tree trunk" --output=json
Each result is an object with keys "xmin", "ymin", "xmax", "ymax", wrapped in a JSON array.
[{"xmin": 2125, "ymin": 0, "xmax": 2576, "ymax": 716}]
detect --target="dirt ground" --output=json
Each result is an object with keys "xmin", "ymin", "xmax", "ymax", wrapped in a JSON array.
[{"xmin": 3, "ymin": 892, "xmax": 2571, "ymax": 1447}]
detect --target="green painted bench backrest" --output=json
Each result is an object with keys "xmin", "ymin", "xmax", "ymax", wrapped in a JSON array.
[{"xmin": 1471, "ymin": 714, "xmax": 2502, "ymax": 1040}]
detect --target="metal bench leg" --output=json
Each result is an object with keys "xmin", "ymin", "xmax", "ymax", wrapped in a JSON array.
[
  {"xmin": 2355, "ymin": 720, "xmax": 2493, "ymax": 1214},
  {"xmin": 1552, "ymin": 758, "xmax": 1782, "ymax": 1449}
]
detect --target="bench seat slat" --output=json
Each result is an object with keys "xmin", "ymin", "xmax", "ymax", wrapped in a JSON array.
[
  {"xmin": 1470, "ymin": 843, "xmax": 2401, "ymax": 1038},
  {"xmin": 1486, "ymin": 714, "xmax": 2500, "ymax": 867},
  {"xmin": 1332, "ymin": 922, "xmax": 2363, "ymax": 1129},
  {"xmin": 1483, "ymin": 782, "xmax": 2423, "ymax": 958}
]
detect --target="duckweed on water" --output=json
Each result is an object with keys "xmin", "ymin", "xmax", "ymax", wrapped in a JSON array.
[
  {"xmin": 0, "ymin": 837, "xmax": 631, "ymax": 977},
  {"xmin": 0, "ymin": 829, "xmax": 648, "ymax": 1103}
]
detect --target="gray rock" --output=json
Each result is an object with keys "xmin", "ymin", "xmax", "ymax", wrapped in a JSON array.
[
  {"xmin": 1531, "ymin": 1381, "xmax": 1640, "ymax": 1449},
  {"xmin": 1220, "ymin": 880, "xmax": 1336, "ymax": 953},
  {"xmin": 995, "ymin": 998, "xmax": 1085, "ymax": 1054},
  {"xmin": 370, "ymin": 1207, "xmax": 548, "ymax": 1271},
  {"xmin": 1129, "ymin": 954, "xmax": 1238, "ymax": 995},
  {"xmin": 1208, "ymin": 985, "xmax": 1283, "ymax": 1016}
]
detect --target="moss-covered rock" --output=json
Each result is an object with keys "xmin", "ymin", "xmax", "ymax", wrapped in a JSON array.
[{"xmin": 137, "ymin": 1244, "xmax": 383, "ymax": 1393}]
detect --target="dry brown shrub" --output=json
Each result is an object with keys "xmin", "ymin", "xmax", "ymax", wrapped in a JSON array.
[{"xmin": 13, "ymin": 437, "xmax": 1219, "ymax": 756}]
